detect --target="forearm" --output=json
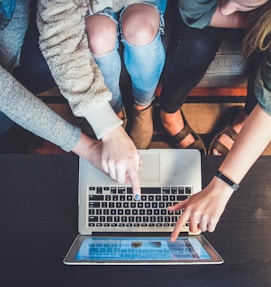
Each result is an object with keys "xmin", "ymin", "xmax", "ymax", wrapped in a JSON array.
[
  {"xmin": 72, "ymin": 133, "xmax": 103, "ymax": 170},
  {"xmin": 0, "ymin": 66, "xmax": 81, "ymax": 151},
  {"xmin": 219, "ymin": 104, "xmax": 271, "ymax": 184}
]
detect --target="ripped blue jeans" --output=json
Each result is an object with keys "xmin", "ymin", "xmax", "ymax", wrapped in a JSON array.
[{"xmin": 90, "ymin": 0, "xmax": 167, "ymax": 114}]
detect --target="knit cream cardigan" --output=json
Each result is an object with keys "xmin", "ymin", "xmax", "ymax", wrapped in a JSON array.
[{"xmin": 37, "ymin": 0, "xmax": 150, "ymax": 138}]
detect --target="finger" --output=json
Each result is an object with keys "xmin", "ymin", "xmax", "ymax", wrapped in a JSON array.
[
  {"xmin": 127, "ymin": 167, "xmax": 141, "ymax": 200},
  {"xmin": 168, "ymin": 199, "xmax": 187, "ymax": 211},
  {"xmin": 199, "ymin": 216, "xmax": 209, "ymax": 232},
  {"xmin": 170, "ymin": 211, "xmax": 190, "ymax": 242},
  {"xmin": 189, "ymin": 215, "xmax": 201, "ymax": 234},
  {"xmin": 134, "ymin": 151, "xmax": 141, "ymax": 171},
  {"xmin": 138, "ymin": 157, "xmax": 143, "ymax": 171},
  {"xmin": 115, "ymin": 162, "xmax": 126, "ymax": 184},
  {"xmin": 207, "ymin": 218, "xmax": 218, "ymax": 233},
  {"xmin": 107, "ymin": 160, "xmax": 117, "ymax": 181},
  {"xmin": 101, "ymin": 159, "xmax": 109, "ymax": 174}
]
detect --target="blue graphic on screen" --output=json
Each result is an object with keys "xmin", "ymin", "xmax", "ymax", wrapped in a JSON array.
[{"xmin": 75, "ymin": 237, "xmax": 211, "ymax": 261}]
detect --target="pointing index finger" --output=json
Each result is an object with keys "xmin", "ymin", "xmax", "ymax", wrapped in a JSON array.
[
  {"xmin": 127, "ymin": 167, "xmax": 141, "ymax": 200},
  {"xmin": 171, "ymin": 211, "xmax": 190, "ymax": 242}
]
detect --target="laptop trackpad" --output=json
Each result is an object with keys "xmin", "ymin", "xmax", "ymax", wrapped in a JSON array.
[{"xmin": 139, "ymin": 153, "xmax": 160, "ymax": 182}]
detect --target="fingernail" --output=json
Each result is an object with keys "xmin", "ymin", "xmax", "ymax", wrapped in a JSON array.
[{"xmin": 134, "ymin": 194, "xmax": 140, "ymax": 201}]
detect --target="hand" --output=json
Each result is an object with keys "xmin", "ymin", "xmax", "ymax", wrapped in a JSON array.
[
  {"xmin": 72, "ymin": 132, "xmax": 104, "ymax": 171},
  {"xmin": 101, "ymin": 125, "xmax": 141, "ymax": 199},
  {"xmin": 168, "ymin": 178, "xmax": 234, "ymax": 241}
]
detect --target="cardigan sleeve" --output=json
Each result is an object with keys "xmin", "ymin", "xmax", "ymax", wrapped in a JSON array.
[{"xmin": 37, "ymin": 0, "xmax": 122, "ymax": 139}]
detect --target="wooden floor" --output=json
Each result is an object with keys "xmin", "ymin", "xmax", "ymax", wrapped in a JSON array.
[{"xmin": 23, "ymin": 85, "xmax": 271, "ymax": 156}]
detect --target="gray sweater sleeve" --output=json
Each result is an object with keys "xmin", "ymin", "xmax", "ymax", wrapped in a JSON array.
[{"xmin": 0, "ymin": 65, "xmax": 81, "ymax": 152}]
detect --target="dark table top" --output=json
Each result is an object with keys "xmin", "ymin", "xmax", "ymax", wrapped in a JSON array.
[{"xmin": 1, "ymin": 153, "xmax": 271, "ymax": 287}]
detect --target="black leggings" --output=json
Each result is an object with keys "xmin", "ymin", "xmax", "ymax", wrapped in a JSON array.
[
  {"xmin": 159, "ymin": 8, "xmax": 260, "ymax": 116},
  {"xmin": 160, "ymin": 12, "xmax": 222, "ymax": 113}
]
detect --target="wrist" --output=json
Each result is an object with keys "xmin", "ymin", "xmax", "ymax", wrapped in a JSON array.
[
  {"xmin": 101, "ymin": 125, "xmax": 124, "ymax": 142},
  {"xmin": 72, "ymin": 133, "xmax": 94, "ymax": 154},
  {"xmin": 209, "ymin": 177, "xmax": 235, "ymax": 201},
  {"xmin": 214, "ymin": 170, "xmax": 239, "ymax": 191}
]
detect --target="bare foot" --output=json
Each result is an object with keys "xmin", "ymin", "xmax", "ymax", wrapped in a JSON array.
[
  {"xmin": 160, "ymin": 109, "xmax": 195, "ymax": 148},
  {"xmin": 117, "ymin": 110, "xmax": 124, "ymax": 119},
  {"xmin": 213, "ymin": 108, "xmax": 247, "ymax": 155}
]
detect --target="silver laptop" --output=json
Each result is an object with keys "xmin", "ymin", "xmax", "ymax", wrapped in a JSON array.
[{"xmin": 64, "ymin": 149, "xmax": 223, "ymax": 265}]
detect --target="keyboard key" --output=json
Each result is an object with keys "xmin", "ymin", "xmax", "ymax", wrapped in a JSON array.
[
  {"xmin": 110, "ymin": 187, "xmax": 117, "ymax": 194},
  {"xmin": 97, "ymin": 187, "xmax": 103, "ymax": 194},
  {"xmin": 177, "ymin": 195, "xmax": 188, "ymax": 201},
  {"xmin": 127, "ymin": 195, "xmax": 133, "ymax": 201},
  {"xmin": 152, "ymin": 202, "xmax": 158, "ymax": 208},
  {"xmin": 118, "ymin": 187, "xmax": 126, "ymax": 194},
  {"xmin": 89, "ymin": 202, "xmax": 100, "ymax": 208},
  {"xmin": 178, "ymin": 187, "xmax": 185, "ymax": 194},
  {"xmin": 141, "ymin": 195, "xmax": 147, "ymax": 201},
  {"xmin": 162, "ymin": 187, "xmax": 170, "ymax": 194},
  {"xmin": 89, "ymin": 216, "xmax": 98, "ymax": 222},
  {"xmin": 155, "ymin": 195, "xmax": 162, "ymax": 201},
  {"xmin": 89, "ymin": 195, "xmax": 104, "ymax": 201},
  {"xmin": 185, "ymin": 187, "xmax": 192, "ymax": 194},
  {"xmin": 141, "ymin": 187, "xmax": 161, "ymax": 194},
  {"xmin": 114, "ymin": 216, "xmax": 120, "ymax": 222},
  {"xmin": 171, "ymin": 187, "xmax": 177, "ymax": 194},
  {"xmin": 132, "ymin": 209, "xmax": 138, "ymax": 215}
]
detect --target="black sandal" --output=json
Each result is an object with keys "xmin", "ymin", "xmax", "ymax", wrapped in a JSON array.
[
  {"xmin": 208, "ymin": 106, "xmax": 244, "ymax": 156},
  {"xmin": 170, "ymin": 109, "xmax": 207, "ymax": 155}
]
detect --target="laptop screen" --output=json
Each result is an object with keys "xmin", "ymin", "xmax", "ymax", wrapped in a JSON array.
[
  {"xmin": 75, "ymin": 236, "xmax": 211, "ymax": 261},
  {"xmin": 64, "ymin": 235, "xmax": 223, "ymax": 265}
]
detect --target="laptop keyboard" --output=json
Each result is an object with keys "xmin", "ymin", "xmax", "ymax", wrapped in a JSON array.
[{"xmin": 88, "ymin": 186, "xmax": 192, "ymax": 230}]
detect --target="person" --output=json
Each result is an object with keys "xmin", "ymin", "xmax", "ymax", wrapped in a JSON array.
[
  {"xmin": 168, "ymin": 0, "xmax": 271, "ymax": 241},
  {"xmin": 36, "ymin": 0, "xmax": 144, "ymax": 198},
  {"xmin": 0, "ymin": 0, "xmax": 30, "ymax": 149},
  {"xmin": 0, "ymin": 0, "xmax": 141, "ymax": 197},
  {"xmin": 37, "ymin": 1, "xmax": 167, "ymax": 200},
  {"xmin": 0, "ymin": 0, "xmax": 57, "ymax": 152},
  {"xmin": 84, "ymin": 0, "xmax": 167, "ymax": 149},
  {"xmin": 159, "ymin": 0, "xmax": 267, "ymax": 156},
  {"xmin": 36, "ymin": 1, "xmax": 167, "ymax": 173}
]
